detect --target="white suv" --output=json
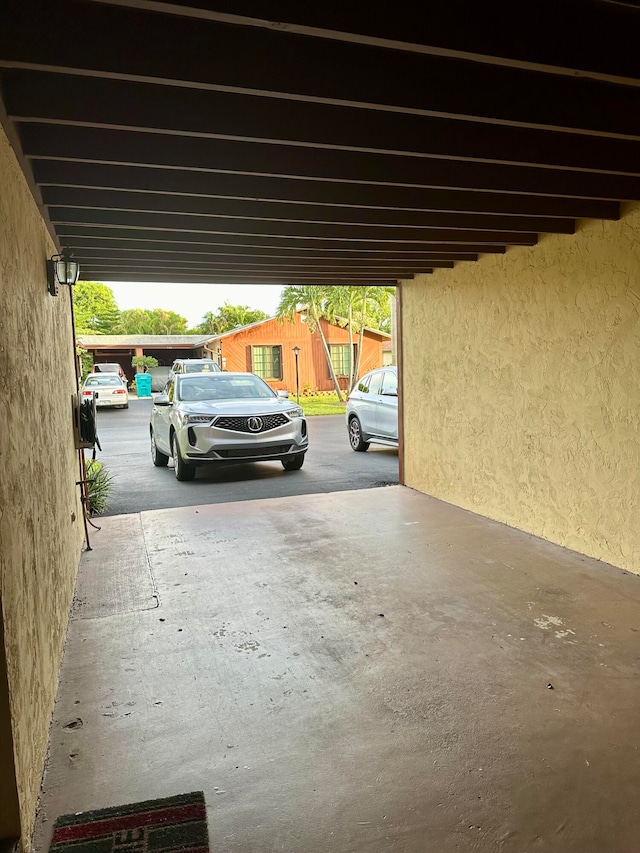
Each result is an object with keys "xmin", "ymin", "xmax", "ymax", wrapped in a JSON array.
[{"xmin": 346, "ymin": 366, "xmax": 398, "ymax": 451}]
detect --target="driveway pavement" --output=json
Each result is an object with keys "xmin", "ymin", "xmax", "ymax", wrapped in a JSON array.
[
  {"xmin": 92, "ymin": 398, "xmax": 398, "ymax": 515},
  {"xmin": 35, "ymin": 487, "xmax": 640, "ymax": 852}
]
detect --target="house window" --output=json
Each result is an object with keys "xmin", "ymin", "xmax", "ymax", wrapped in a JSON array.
[
  {"xmin": 329, "ymin": 344, "xmax": 355, "ymax": 377},
  {"xmin": 252, "ymin": 345, "xmax": 282, "ymax": 380}
]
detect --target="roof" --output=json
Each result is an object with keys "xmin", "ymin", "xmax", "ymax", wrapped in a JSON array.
[
  {"xmin": 205, "ymin": 314, "xmax": 391, "ymax": 341},
  {"xmin": 1, "ymin": 2, "xmax": 636, "ymax": 285},
  {"xmin": 77, "ymin": 335, "xmax": 214, "ymax": 348}
]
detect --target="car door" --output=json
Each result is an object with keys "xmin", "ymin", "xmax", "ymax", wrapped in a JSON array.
[
  {"xmin": 153, "ymin": 378, "xmax": 174, "ymax": 453},
  {"xmin": 376, "ymin": 370, "xmax": 398, "ymax": 439},
  {"xmin": 358, "ymin": 370, "xmax": 382, "ymax": 436}
]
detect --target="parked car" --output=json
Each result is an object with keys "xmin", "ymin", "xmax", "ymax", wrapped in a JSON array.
[
  {"xmin": 346, "ymin": 366, "xmax": 398, "ymax": 451},
  {"xmin": 82, "ymin": 373, "xmax": 129, "ymax": 409},
  {"xmin": 92, "ymin": 362, "xmax": 126, "ymax": 379},
  {"xmin": 146, "ymin": 366, "xmax": 172, "ymax": 392},
  {"xmin": 170, "ymin": 358, "xmax": 222, "ymax": 375},
  {"xmin": 150, "ymin": 372, "xmax": 307, "ymax": 481}
]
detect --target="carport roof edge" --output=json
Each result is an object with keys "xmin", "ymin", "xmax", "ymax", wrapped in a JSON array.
[{"xmin": 77, "ymin": 334, "xmax": 217, "ymax": 348}]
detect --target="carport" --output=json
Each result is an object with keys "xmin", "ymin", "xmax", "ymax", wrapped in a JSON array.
[{"xmin": 1, "ymin": 3, "xmax": 639, "ymax": 850}]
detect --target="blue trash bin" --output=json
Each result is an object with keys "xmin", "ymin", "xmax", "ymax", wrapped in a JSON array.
[{"xmin": 135, "ymin": 372, "xmax": 152, "ymax": 398}]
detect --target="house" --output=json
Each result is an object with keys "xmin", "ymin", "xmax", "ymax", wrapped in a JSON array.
[
  {"xmin": 78, "ymin": 314, "xmax": 391, "ymax": 392},
  {"xmin": 207, "ymin": 312, "xmax": 390, "ymax": 393}
]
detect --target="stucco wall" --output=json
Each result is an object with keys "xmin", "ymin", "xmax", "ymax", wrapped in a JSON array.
[
  {"xmin": 0, "ymin": 126, "xmax": 84, "ymax": 846},
  {"xmin": 401, "ymin": 204, "xmax": 640, "ymax": 574}
]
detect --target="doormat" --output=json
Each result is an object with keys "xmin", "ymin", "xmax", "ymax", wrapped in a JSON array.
[{"xmin": 49, "ymin": 792, "xmax": 208, "ymax": 853}]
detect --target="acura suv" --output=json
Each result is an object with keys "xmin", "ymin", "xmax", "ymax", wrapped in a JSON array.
[{"xmin": 150, "ymin": 371, "xmax": 308, "ymax": 481}]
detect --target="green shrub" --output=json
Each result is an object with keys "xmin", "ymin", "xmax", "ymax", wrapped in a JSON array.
[
  {"xmin": 85, "ymin": 459, "xmax": 113, "ymax": 516},
  {"xmin": 132, "ymin": 355, "xmax": 159, "ymax": 371}
]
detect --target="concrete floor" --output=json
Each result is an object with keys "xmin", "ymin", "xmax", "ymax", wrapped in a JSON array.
[{"xmin": 35, "ymin": 487, "xmax": 640, "ymax": 852}]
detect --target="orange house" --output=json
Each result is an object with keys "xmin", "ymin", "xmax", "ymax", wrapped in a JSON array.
[{"xmin": 208, "ymin": 312, "xmax": 391, "ymax": 394}]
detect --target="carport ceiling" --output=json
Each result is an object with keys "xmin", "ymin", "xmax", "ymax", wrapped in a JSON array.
[{"xmin": 1, "ymin": 0, "xmax": 640, "ymax": 285}]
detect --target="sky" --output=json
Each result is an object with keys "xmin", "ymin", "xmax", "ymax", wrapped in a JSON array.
[{"xmin": 107, "ymin": 282, "xmax": 285, "ymax": 327}]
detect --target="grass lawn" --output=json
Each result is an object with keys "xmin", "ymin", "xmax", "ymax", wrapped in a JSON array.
[{"xmin": 299, "ymin": 394, "xmax": 347, "ymax": 416}]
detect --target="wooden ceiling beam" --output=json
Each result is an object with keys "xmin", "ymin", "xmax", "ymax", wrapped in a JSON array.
[
  {"xmin": 40, "ymin": 187, "xmax": 575, "ymax": 234},
  {"xmin": 31, "ymin": 161, "xmax": 620, "ymax": 220},
  {"xmin": 5, "ymin": 71, "xmax": 640, "ymax": 174},
  {"xmin": 69, "ymin": 247, "xmax": 475, "ymax": 263},
  {"xmin": 50, "ymin": 208, "xmax": 539, "ymax": 245},
  {"xmin": 3, "ymin": 1, "xmax": 640, "ymax": 136},
  {"xmin": 63, "ymin": 239, "xmax": 479, "ymax": 261},
  {"xmin": 73, "ymin": 258, "xmax": 454, "ymax": 272},
  {"xmin": 19, "ymin": 126, "xmax": 639, "ymax": 201},
  {"xmin": 80, "ymin": 0, "xmax": 640, "ymax": 83},
  {"xmin": 55, "ymin": 225, "xmax": 509, "ymax": 254},
  {"xmin": 79, "ymin": 270, "xmax": 407, "ymax": 284}
]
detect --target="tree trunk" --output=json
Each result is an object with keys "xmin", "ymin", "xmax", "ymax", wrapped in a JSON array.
[
  {"xmin": 314, "ymin": 307, "xmax": 344, "ymax": 401},
  {"xmin": 347, "ymin": 299, "xmax": 355, "ymax": 391},
  {"xmin": 351, "ymin": 288, "xmax": 369, "ymax": 391}
]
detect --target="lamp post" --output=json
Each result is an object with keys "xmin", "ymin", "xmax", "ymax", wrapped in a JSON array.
[{"xmin": 292, "ymin": 346, "xmax": 300, "ymax": 404}]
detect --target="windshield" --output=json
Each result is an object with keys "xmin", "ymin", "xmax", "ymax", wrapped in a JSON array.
[
  {"xmin": 177, "ymin": 374, "xmax": 275, "ymax": 402},
  {"xmin": 183, "ymin": 362, "xmax": 221, "ymax": 373},
  {"xmin": 85, "ymin": 375, "xmax": 122, "ymax": 387}
]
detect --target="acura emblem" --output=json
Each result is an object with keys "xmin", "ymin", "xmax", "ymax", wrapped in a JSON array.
[{"xmin": 247, "ymin": 416, "xmax": 263, "ymax": 432}]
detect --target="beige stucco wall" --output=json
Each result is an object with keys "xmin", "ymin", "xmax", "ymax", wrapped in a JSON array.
[
  {"xmin": 401, "ymin": 204, "xmax": 640, "ymax": 574},
  {"xmin": 0, "ymin": 126, "xmax": 84, "ymax": 846}
]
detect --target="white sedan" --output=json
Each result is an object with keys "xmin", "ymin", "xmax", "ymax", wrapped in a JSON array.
[
  {"xmin": 150, "ymin": 372, "xmax": 308, "ymax": 481},
  {"xmin": 81, "ymin": 373, "xmax": 129, "ymax": 409}
]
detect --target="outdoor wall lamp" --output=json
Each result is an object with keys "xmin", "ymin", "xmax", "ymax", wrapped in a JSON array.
[{"xmin": 47, "ymin": 250, "xmax": 80, "ymax": 296}]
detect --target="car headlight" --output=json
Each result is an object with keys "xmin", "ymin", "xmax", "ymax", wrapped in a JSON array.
[
  {"xmin": 287, "ymin": 407, "xmax": 305, "ymax": 419},
  {"xmin": 181, "ymin": 414, "xmax": 212, "ymax": 424}
]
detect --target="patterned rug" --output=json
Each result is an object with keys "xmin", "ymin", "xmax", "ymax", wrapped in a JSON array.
[{"xmin": 49, "ymin": 792, "xmax": 208, "ymax": 853}]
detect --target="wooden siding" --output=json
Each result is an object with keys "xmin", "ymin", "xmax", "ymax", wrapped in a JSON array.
[{"xmin": 219, "ymin": 313, "xmax": 387, "ymax": 393}]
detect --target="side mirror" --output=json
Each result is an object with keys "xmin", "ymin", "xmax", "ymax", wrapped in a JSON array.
[
  {"xmin": 153, "ymin": 394, "xmax": 171, "ymax": 407},
  {"xmin": 277, "ymin": 390, "xmax": 290, "ymax": 399}
]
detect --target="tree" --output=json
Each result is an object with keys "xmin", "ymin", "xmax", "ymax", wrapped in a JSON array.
[
  {"xmin": 323, "ymin": 285, "xmax": 360, "ymax": 391},
  {"xmin": 190, "ymin": 303, "xmax": 269, "ymax": 335},
  {"xmin": 114, "ymin": 308, "xmax": 189, "ymax": 335},
  {"xmin": 73, "ymin": 281, "xmax": 120, "ymax": 334},
  {"xmin": 276, "ymin": 285, "xmax": 345, "ymax": 401},
  {"xmin": 132, "ymin": 355, "xmax": 159, "ymax": 371},
  {"xmin": 320, "ymin": 285, "xmax": 396, "ymax": 391},
  {"xmin": 350, "ymin": 286, "xmax": 395, "ymax": 388}
]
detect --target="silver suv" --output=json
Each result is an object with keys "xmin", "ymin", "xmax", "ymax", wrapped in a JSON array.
[
  {"xmin": 170, "ymin": 358, "xmax": 222, "ymax": 375},
  {"xmin": 346, "ymin": 366, "xmax": 398, "ymax": 451}
]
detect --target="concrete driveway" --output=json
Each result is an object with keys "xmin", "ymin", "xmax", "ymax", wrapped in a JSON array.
[
  {"xmin": 93, "ymin": 399, "xmax": 398, "ymax": 515},
  {"xmin": 34, "ymin": 487, "xmax": 640, "ymax": 852}
]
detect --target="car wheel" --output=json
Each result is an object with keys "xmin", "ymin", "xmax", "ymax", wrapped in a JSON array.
[
  {"xmin": 150, "ymin": 429, "xmax": 169, "ymax": 467},
  {"xmin": 348, "ymin": 416, "xmax": 370, "ymax": 451},
  {"xmin": 282, "ymin": 454, "xmax": 305, "ymax": 471},
  {"xmin": 172, "ymin": 432, "xmax": 196, "ymax": 481}
]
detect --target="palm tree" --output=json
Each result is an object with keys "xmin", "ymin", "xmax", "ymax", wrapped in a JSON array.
[
  {"xmin": 324, "ymin": 285, "xmax": 396, "ymax": 392},
  {"xmin": 323, "ymin": 285, "xmax": 358, "ymax": 390},
  {"xmin": 276, "ymin": 285, "xmax": 345, "ymax": 401}
]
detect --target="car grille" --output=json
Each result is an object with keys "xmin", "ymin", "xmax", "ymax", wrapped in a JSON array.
[
  {"xmin": 215, "ymin": 444, "xmax": 291, "ymax": 459},
  {"xmin": 214, "ymin": 414, "xmax": 289, "ymax": 433}
]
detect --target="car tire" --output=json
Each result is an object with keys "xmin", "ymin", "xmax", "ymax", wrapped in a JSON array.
[
  {"xmin": 348, "ymin": 416, "xmax": 370, "ymax": 451},
  {"xmin": 172, "ymin": 432, "xmax": 196, "ymax": 481},
  {"xmin": 282, "ymin": 454, "xmax": 305, "ymax": 471},
  {"xmin": 123, "ymin": 404, "xmax": 129, "ymax": 409},
  {"xmin": 151, "ymin": 429, "xmax": 169, "ymax": 467}
]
